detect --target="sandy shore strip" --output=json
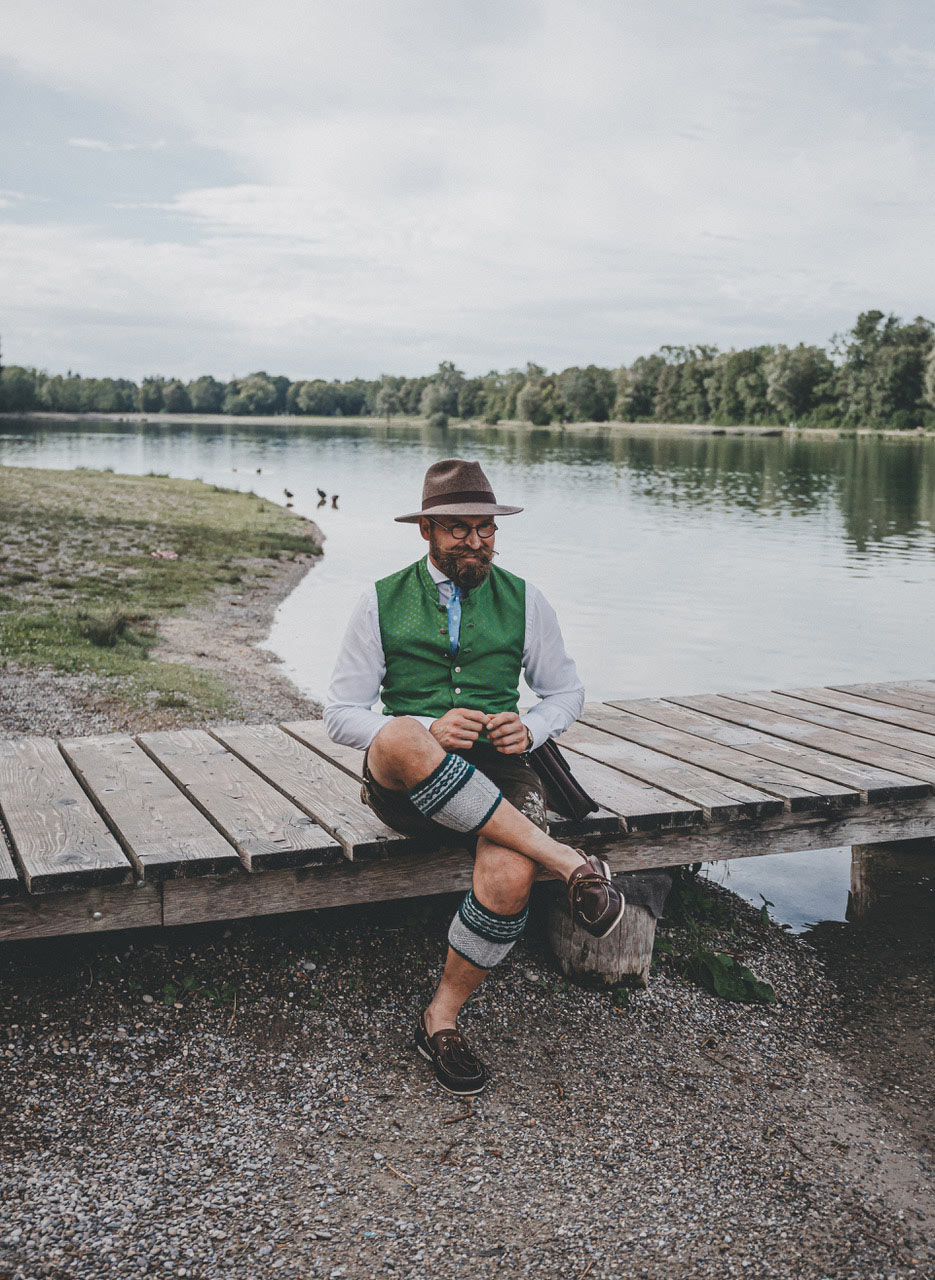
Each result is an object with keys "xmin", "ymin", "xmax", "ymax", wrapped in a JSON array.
[{"xmin": 8, "ymin": 409, "xmax": 928, "ymax": 439}]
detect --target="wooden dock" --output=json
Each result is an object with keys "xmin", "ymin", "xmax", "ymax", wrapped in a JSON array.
[{"xmin": 1, "ymin": 679, "xmax": 935, "ymax": 943}]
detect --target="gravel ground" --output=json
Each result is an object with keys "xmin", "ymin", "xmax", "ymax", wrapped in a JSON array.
[
  {"xmin": 1, "ymin": 553, "xmax": 933, "ymax": 1278},
  {"xmin": 1, "ymin": 889, "xmax": 933, "ymax": 1280}
]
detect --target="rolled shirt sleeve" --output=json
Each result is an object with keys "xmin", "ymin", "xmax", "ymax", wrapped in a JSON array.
[{"xmin": 520, "ymin": 583, "xmax": 585, "ymax": 750}]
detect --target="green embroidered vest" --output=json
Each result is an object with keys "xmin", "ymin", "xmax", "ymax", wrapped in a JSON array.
[{"xmin": 375, "ymin": 557, "xmax": 526, "ymax": 727}]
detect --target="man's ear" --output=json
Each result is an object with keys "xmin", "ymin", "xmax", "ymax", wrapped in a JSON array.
[{"xmin": 418, "ymin": 517, "xmax": 431, "ymax": 544}]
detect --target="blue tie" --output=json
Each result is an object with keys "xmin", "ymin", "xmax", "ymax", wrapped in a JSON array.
[{"xmin": 446, "ymin": 582, "xmax": 462, "ymax": 655}]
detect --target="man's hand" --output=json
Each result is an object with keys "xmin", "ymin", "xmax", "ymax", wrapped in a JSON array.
[
  {"xmin": 429, "ymin": 708, "xmax": 489, "ymax": 751},
  {"xmin": 486, "ymin": 711, "xmax": 531, "ymax": 755}
]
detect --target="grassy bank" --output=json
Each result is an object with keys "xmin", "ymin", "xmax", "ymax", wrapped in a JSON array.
[{"xmin": 0, "ymin": 465, "xmax": 321, "ymax": 721}]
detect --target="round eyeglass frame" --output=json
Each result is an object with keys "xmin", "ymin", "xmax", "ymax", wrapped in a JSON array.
[{"xmin": 424, "ymin": 515, "xmax": 498, "ymax": 541}]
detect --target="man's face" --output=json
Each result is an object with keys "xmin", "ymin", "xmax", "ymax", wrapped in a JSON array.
[{"xmin": 421, "ymin": 515, "xmax": 497, "ymax": 591}]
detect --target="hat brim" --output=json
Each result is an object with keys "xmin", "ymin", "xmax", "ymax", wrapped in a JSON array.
[{"xmin": 395, "ymin": 503, "xmax": 523, "ymax": 523}]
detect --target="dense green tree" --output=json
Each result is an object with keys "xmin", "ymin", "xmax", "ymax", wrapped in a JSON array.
[
  {"xmin": 223, "ymin": 372, "xmax": 278, "ymax": 416},
  {"xmin": 375, "ymin": 375, "xmax": 402, "ymax": 419},
  {"xmin": 187, "ymin": 375, "xmax": 226, "ymax": 413},
  {"xmin": 617, "ymin": 354, "xmax": 666, "ymax": 420},
  {"xmin": 555, "ymin": 365, "xmax": 615, "ymax": 422},
  {"xmin": 162, "ymin": 380, "xmax": 193, "ymax": 414},
  {"xmin": 0, "ymin": 365, "xmax": 39, "ymax": 411},
  {"xmin": 138, "ymin": 377, "xmax": 165, "ymax": 413},
  {"xmin": 419, "ymin": 361, "xmax": 465, "ymax": 418},
  {"xmin": 764, "ymin": 344, "xmax": 836, "ymax": 422},
  {"xmin": 835, "ymin": 311, "xmax": 934, "ymax": 427}
]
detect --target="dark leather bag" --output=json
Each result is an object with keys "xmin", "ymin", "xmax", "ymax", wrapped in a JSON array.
[{"xmin": 529, "ymin": 738, "xmax": 599, "ymax": 822}]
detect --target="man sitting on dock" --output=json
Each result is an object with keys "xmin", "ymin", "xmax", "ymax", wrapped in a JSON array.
[{"xmin": 324, "ymin": 458, "xmax": 624, "ymax": 1096}]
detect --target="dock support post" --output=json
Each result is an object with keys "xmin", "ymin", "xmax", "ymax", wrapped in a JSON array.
[
  {"xmin": 545, "ymin": 869, "xmax": 673, "ymax": 989},
  {"xmin": 848, "ymin": 838, "xmax": 935, "ymax": 922}
]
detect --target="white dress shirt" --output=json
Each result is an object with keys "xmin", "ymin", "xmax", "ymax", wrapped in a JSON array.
[{"xmin": 323, "ymin": 555, "xmax": 584, "ymax": 750}]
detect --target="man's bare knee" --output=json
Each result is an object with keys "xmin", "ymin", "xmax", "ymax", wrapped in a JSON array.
[
  {"xmin": 367, "ymin": 716, "xmax": 443, "ymax": 789},
  {"xmin": 474, "ymin": 839, "xmax": 537, "ymax": 914}
]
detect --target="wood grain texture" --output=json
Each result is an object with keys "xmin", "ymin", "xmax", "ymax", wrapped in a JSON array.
[
  {"xmin": 162, "ymin": 847, "xmax": 478, "ymax": 926},
  {"xmin": 549, "ymin": 748, "xmax": 701, "ymax": 830},
  {"xmin": 559, "ymin": 720, "xmax": 783, "ymax": 822},
  {"xmin": 0, "ymin": 881, "xmax": 161, "ymax": 941},
  {"xmin": 608, "ymin": 697, "xmax": 918, "ymax": 804},
  {"xmin": 783, "ymin": 685, "xmax": 935, "ymax": 737},
  {"xmin": 830, "ymin": 681, "xmax": 935, "ymax": 716},
  {"xmin": 281, "ymin": 720, "xmax": 363, "ymax": 777},
  {"xmin": 587, "ymin": 701, "xmax": 859, "ymax": 813},
  {"xmin": 733, "ymin": 689, "xmax": 935, "ymax": 762},
  {"xmin": 210, "ymin": 723, "xmax": 415, "ymax": 860},
  {"xmin": 670, "ymin": 693, "xmax": 935, "ymax": 787},
  {"xmin": 137, "ymin": 729, "xmax": 342, "ymax": 871},
  {"xmin": 0, "ymin": 824, "xmax": 21, "ymax": 898},
  {"xmin": 547, "ymin": 893, "xmax": 658, "ymax": 988},
  {"xmin": 60, "ymin": 735, "xmax": 240, "ymax": 878},
  {"xmin": 0, "ymin": 737, "xmax": 131, "ymax": 893}
]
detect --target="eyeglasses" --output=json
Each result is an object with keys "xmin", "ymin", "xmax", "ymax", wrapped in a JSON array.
[{"xmin": 425, "ymin": 516, "xmax": 498, "ymax": 541}]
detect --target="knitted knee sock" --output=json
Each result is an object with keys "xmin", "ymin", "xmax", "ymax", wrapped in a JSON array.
[
  {"xmin": 447, "ymin": 888, "xmax": 529, "ymax": 970},
  {"xmin": 407, "ymin": 752, "xmax": 502, "ymax": 834}
]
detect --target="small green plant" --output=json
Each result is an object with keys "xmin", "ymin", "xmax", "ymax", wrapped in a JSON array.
[
  {"xmin": 690, "ymin": 951, "xmax": 776, "ymax": 1005},
  {"xmin": 758, "ymin": 894, "xmax": 775, "ymax": 927}
]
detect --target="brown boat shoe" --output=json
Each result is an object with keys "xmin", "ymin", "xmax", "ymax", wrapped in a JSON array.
[
  {"xmin": 414, "ymin": 1013, "xmax": 489, "ymax": 1096},
  {"xmin": 567, "ymin": 851, "xmax": 626, "ymax": 939}
]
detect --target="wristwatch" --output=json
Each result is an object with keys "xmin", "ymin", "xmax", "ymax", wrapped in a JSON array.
[{"xmin": 523, "ymin": 724, "xmax": 534, "ymax": 752}]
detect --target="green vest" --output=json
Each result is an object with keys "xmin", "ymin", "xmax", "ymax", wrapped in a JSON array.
[{"xmin": 375, "ymin": 557, "xmax": 526, "ymax": 727}]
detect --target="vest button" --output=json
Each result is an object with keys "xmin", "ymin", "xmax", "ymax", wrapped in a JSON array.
[
  {"xmin": 454, "ymin": 666, "xmax": 461, "ymax": 673},
  {"xmin": 454, "ymin": 687, "xmax": 462, "ymax": 694}
]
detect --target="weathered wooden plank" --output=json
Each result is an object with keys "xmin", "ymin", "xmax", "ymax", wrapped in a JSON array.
[
  {"xmin": 731, "ymin": 690, "xmax": 935, "ymax": 761},
  {"xmin": 586, "ymin": 701, "xmax": 859, "ymax": 813},
  {"xmin": 210, "ymin": 723, "xmax": 414, "ymax": 860},
  {"xmin": 0, "ymin": 824, "xmax": 21, "ymax": 898},
  {"xmin": 281, "ymin": 719, "xmax": 363, "ymax": 777},
  {"xmin": 608, "ymin": 697, "xmax": 927, "ymax": 804},
  {"xmin": 782, "ymin": 685, "xmax": 935, "ymax": 737},
  {"xmin": 559, "ymin": 721, "xmax": 783, "ymax": 822},
  {"xmin": 136, "ymin": 729, "xmax": 342, "ymax": 871},
  {"xmin": 162, "ymin": 794, "xmax": 935, "ymax": 924},
  {"xmin": 60, "ymin": 735, "xmax": 240, "ymax": 878},
  {"xmin": 283, "ymin": 717, "xmax": 626, "ymax": 836},
  {"xmin": 162, "ymin": 847, "xmax": 478, "ymax": 926},
  {"xmin": 831, "ymin": 681, "xmax": 935, "ymax": 716},
  {"xmin": 549, "ymin": 749, "xmax": 701, "ymax": 831},
  {"xmin": 671, "ymin": 693, "xmax": 935, "ymax": 786},
  {"xmin": 0, "ymin": 737, "xmax": 132, "ymax": 893},
  {"xmin": 0, "ymin": 881, "xmax": 161, "ymax": 942}
]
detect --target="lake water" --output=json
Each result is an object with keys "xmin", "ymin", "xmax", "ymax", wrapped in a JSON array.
[{"xmin": 3, "ymin": 417, "xmax": 934, "ymax": 930}]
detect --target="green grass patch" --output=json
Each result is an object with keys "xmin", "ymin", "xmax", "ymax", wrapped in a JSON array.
[{"xmin": 0, "ymin": 465, "xmax": 321, "ymax": 718}]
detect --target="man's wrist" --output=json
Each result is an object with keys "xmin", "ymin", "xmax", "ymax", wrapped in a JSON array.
[{"xmin": 522, "ymin": 723, "xmax": 534, "ymax": 752}]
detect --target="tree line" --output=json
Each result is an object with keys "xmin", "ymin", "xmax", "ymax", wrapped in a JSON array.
[{"xmin": 2, "ymin": 310, "xmax": 934, "ymax": 430}]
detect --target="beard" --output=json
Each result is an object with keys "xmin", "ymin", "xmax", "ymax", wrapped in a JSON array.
[{"xmin": 429, "ymin": 533, "xmax": 495, "ymax": 591}]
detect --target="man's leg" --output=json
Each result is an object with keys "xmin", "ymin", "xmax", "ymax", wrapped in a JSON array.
[
  {"xmin": 366, "ymin": 716, "xmax": 584, "ymax": 881},
  {"xmin": 424, "ymin": 836, "xmax": 536, "ymax": 1035}
]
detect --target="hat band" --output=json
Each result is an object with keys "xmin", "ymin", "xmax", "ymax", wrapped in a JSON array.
[{"xmin": 423, "ymin": 489, "xmax": 496, "ymax": 510}]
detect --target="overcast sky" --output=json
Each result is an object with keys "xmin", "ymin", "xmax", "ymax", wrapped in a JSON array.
[{"xmin": 2, "ymin": 0, "xmax": 934, "ymax": 381}]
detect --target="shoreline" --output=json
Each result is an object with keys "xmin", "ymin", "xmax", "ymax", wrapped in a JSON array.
[
  {"xmin": 0, "ymin": 469, "xmax": 932, "ymax": 1275},
  {"xmin": 3, "ymin": 409, "xmax": 933, "ymax": 441}
]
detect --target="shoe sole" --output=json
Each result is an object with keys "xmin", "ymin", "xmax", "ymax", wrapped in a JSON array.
[{"xmin": 414, "ymin": 1038, "xmax": 488, "ymax": 1096}]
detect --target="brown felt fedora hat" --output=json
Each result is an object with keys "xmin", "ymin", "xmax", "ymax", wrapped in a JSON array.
[{"xmin": 395, "ymin": 458, "xmax": 523, "ymax": 523}]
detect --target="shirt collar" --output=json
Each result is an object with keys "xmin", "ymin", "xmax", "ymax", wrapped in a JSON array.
[{"xmin": 425, "ymin": 554, "xmax": 449, "ymax": 586}]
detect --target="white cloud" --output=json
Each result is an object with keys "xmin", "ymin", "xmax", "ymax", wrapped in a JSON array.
[
  {"xmin": 2, "ymin": 1, "xmax": 934, "ymax": 376},
  {"xmin": 68, "ymin": 137, "xmax": 166, "ymax": 152}
]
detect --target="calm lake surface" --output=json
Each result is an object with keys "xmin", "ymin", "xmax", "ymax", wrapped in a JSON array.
[{"xmin": 4, "ymin": 417, "xmax": 935, "ymax": 930}]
